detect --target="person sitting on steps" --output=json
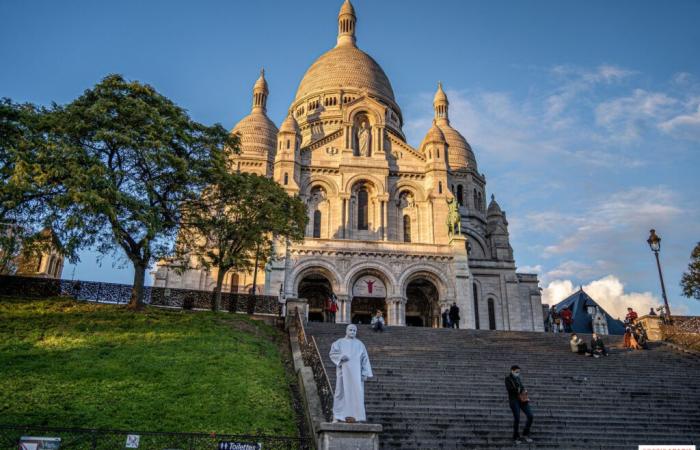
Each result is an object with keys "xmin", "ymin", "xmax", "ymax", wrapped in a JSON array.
[
  {"xmin": 591, "ymin": 333, "xmax": 609, "ymax": 357},
  {"xmin": 371, "ymin": 310, "xmax": 385, "ymax": 332},
  {"xmin": 505, "ymin": 365, "xmax": 534, "ymax": 445},
  {"xmin": 623, "ymin": 326, "xmax": 641, "ymax": 351},
  {"xmin": 569, "ymin": 333, "xmax": 590, "ymax": 355}
]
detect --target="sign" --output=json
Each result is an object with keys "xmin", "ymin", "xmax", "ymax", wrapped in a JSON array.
[
  {"xmin": 217, "ymin": 442, "xmax": 261, "ymax": 450},
  {"xmin": 352, "ymin": 275, "xmax": 386, "ymax": 298},
  {"xmin": 125, "ymin": 434, "xmax": 140, "ymax": 448},
  {"xmin": 18, "ymin": 437, "xmax": 61, "ymax": 450}
]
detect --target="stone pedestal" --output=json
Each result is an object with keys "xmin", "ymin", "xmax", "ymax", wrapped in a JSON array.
[
  {"xmin": 638, "ymin": 314, "xmax": 663, "ymax": 341},
  {"xmin": 317, "ymin": 422, "xmax": 382, "ymax": 450}
]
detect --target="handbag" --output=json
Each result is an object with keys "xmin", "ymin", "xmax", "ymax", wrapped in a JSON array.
[{"xmin": 518, "ymin": 390, "xmax": 529, "ymax": 403}]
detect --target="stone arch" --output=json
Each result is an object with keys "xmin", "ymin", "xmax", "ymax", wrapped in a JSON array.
[
  {"xmin": 398, "ymin": 264, "xmax": 455, "ymax": 300},
  {"xmin": 465, "ymin": 231, "xmax": 488, "ymax": 259},
  {"xmin": 300, "ymin": 175, "xmax": 339, "ymax": 199},
  {"xmin": 401, "ymin": 266, "xmax": 449, "ymax": 328},
  {"xmin": 288, "ymin": 260, "xmax": 344, "ymax": 297},
  {"xmin": 344, "ymin": 261, "xmax": 398, "ymax": 297},
  {"xmin": 346, "ymin": 103, "xmax": 384, "ymax": 127},
  {"xmin": 343, "ymin": 173, "xmax": 385, "ymax": 195},
  {"xmin": 390, "ymin": 180, "xmax": 427, "ymax": 203},
  {"xmin": 483, "ymin": 290, "xmax": 503, "ymax": 330}
]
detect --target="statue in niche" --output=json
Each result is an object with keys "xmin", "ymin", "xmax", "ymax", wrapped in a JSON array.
[
  {"xmin": 447, "ymin": 197, "xmax": 461, "ymax": 237},
  {"xmin": 398, "ymin": 191, "xmax": 415, "ymax": 208},
  {"xmin": 357, "ymin": 121, "xmax": 371, "ymax": 156}
]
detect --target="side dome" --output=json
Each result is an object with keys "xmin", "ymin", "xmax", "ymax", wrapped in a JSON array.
[
  {"xmin": 420, "ymin": 120, "xmax": 446, "ymax": 149},
  {"xmin": 432, "ymin": 82, "xmax": 478, "ymax": 171},
  {"xmin": 232, "ymin": 113, "xmax": 278, "ymax": 156},
  {"xmin": 438, "ymin": 125, "xmax": 478, "ymax": 171},
  {"xmin": 294, "ymin": 45, "xmax": 396, "ymax": 104},
  {"xmin": 232, "ymin": 70, "xmax": 278, "ymax": 162}
]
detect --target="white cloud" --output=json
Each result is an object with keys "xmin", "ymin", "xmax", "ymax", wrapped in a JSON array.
[
  {"xmin": 536, "ymin": 186, "xmax": 682, "ymax": 257},
  {"xmin": 595, "ymin": 89, "xmax": 677, "ymax": 142},
  {"xmin": 659, "ymin": 104, "xmax": 700, "ymax": 141},
  {"xmin": 517, "ymin": 264, "xmax": 542, "ymax": 274},
  {"xmin": 542, "ymin": 275, "xmax": 659, "ymax": 320}
]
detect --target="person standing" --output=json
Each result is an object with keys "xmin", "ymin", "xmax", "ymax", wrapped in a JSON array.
[
  {"xmin": 449, "ymin": 302, "xmax": 460, "ymax": 329},
  {"xmin": 442, "ymin": 308, "xmax": 451, "ymax": 328},
  {"xmin": 327, "ymin": 294, "xmax": 338, "ymax": 323},
  {"xmin": 505, "ymin": 365, "xmax": 534, "ymax": 444},
  {"xmin": 625, "ymin": 307, "xmax": 638, "ymax": 325},
  {"xmin": 560, "ymin": 307, "xmax": 573, "ymax": 333},
  {"xmin": 591, "ymin": 333, "xmax": 609, "ymax": 357}
]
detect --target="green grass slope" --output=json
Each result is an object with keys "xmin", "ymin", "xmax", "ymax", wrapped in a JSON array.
[{"xmin": 0, "ymin": 297, "xmax": 297, "ymax": 435}]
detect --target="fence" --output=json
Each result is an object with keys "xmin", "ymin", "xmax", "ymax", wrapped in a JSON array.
[
  {"xmin": 294, "ymin": 309, "xmax": 334, "ymax": 422},
  {"xmin": 0, "ymin": 424, "xmax": 312, "ymax": 450},
  {"xmin": 0, "ymin": 275, "xmax": 282, "ymax": 316}
]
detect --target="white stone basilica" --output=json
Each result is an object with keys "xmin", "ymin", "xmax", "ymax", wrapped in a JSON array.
[{"xmin": 153, "ymin": 0, "xmax": 543, "ymax": 331}]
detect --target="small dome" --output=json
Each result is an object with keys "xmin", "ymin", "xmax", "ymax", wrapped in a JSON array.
[
  {"xmin": 421, "ymin": 120, "xmax": 446, "ymax": 148},
  {"xmin": 232, "ymin": 112, "xmax": 278, "ymax": 156},
  {"xmin": 280, "ymin": 113, "xmax": 299, "ymax": 134},
  {"xmin": 436, "ymin": 123, "xmax": 478, "ymax": 171},
  {"xmin": 339, "ymin": 0, "xmax": 355, "ymax": 17},
  {"xmin": 487, "ymin": 194, "xmax": 503, "ymax": 216},
  {"xmin": 433, "ymin": 82, "xmax": 448, "ymax": 105}
]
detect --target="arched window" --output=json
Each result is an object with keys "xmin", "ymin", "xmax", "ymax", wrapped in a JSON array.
[
  {"xmin": 478, "ymin": 192, "xmax": 483, "ymax": 211},
  {"xmin": 403, "ymin": 214, "xmax": 411, "ymax": 243},
  {"xmin": 473, "ymin": 283, "xmax": 480, "ymax": 329},
  {"xmin": 457, "ymin": 185, "xmax": 463, "ymax": 206},
  {"xmin": 357, "ymin": 188, "xmax": 368, "ymax": 230},
  {"xmin": 488, "ymin": 298, "xmax": 496, "ymax": 330},
  {"xmin": 473, "ymin": 189, "xmax": 478, "ymax": 209},
  {"xmin": 438, "ymin": 181, "xmax": 443, "ymax": 194},
  {"xmin": 283, "ymin": 173, "xmax": 289, "ymax": 185},
  {"xmin": 286, "ymin": 139, "xmax": 290, "ymax": 149},
  {"xmin": 436, "ymin": 148, "xmax": 440, "ymax": 159},
  {"xmin": 313, "ymin": 210, "xmax": 322, "ymax": 238},
  {"xmin": 451, "ymin": 184, "xmax": 455, "ymax": 194}
]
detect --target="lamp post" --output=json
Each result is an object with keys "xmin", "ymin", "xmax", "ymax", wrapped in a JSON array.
[{"xmin": 647, "ymin": 229, "xmax": 671, "ymax": 322}]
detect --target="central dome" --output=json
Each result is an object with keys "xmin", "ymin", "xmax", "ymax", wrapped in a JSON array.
[{"xmin": 294, "ymin": 45, "xmax": 396, "ymax": 103}]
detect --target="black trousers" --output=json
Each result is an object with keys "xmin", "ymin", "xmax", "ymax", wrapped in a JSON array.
[{"xmin": 509, "ymin": 398, "xmax": 533, "ymax": 439}]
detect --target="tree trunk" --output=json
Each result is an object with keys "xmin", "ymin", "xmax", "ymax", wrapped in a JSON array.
[
  {"xmin": 213, "ymin": 268, "xmax": 226, "ymax": 312},
  {"xmin": 128, "ymin": 261, "xmax": 147, "ymax": 310}
]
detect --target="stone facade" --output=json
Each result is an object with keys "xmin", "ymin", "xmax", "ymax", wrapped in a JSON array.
[{"xmin": 153, "ymin": 0, "xmax": 543, "ymax": 331}]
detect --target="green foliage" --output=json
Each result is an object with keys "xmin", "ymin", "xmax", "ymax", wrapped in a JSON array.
[
  {"xmin": 0, "ymin": 297, "xmax": 298, "ymax": 435},
  {"xmin": 0, "ymin": 99, "xmax": 53, "ymax": 272},
  {"xmin": 680, "ymin": 242, "xmax": 700, "ymax": 300},
  {"xmin": 180, "ymin": 171, "xmax": 307, "ymax": 310},
  {"xmin": 38, "ymin": 75, "xmax": 237, "ymax": 307}
]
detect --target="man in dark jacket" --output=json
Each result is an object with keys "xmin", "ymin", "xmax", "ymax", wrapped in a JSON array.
[
  {"xmin": 505, "ymin": 365, "xmax": 534, "ymax": 444},
  {"xmin": 449, "ymin": 302, "xmax": 460, "ymax": 329}
]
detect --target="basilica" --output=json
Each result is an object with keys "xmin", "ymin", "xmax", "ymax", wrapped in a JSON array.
[{"xmin": 153, "ymin": 0, "xmax": 543, "ymax": 331}]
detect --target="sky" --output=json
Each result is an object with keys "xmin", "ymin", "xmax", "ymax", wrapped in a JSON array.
[{"xmin": 2, "ymin": 0, "xmax": 699, "ymax": 317}]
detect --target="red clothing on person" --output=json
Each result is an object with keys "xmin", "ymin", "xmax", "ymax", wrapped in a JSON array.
[
  {"xmin": 560, "ymin": 308, "xmax": 573, "ymax": 325},
  {"xmin": 626, "ymin": 310, "xmax": 638, "ymax": 323}
]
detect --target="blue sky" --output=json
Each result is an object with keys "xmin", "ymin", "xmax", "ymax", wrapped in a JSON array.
[{"xmin": 2, "ymin": 0, "xmax": 699, "ymax": 316}]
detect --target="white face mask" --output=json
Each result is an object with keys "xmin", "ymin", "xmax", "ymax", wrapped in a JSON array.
[
  {"xmin": 512, "ymin": 371, "xmax": 521, "ymax": 377},
  {"xmin": 346, "ymin": 325, "xmax": 357, "ymax": 339}
]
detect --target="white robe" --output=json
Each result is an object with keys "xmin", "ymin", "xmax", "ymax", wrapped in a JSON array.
[{"xmin": 329, "ymin": 337, "xmax": 373, "ymax": 421}]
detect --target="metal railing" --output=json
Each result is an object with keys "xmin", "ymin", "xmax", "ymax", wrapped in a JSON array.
[
  {"xmin": 294, "ymin": 309, "xmax": 334, "ymax": 422},
  {"xmin": 0, "ymin": 424, "xmax": 312, "ymax": 450},
  {"xmin": 0, "ymin": 275, "xmax": 282, "ymax": 316}
]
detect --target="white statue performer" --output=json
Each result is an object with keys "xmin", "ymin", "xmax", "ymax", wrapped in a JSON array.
[{"xmin": 329, "ymin": 324, "xmax": 373, "ymax": 422}]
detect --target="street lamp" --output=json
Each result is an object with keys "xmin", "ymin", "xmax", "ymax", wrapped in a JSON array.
[{"xmin": 647, "ymin": 229, "xmax": 671, "ymax": 322}]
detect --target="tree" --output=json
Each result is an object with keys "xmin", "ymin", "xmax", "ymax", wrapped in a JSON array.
[
  {"xmin": 681, "ymin": 242, "xmax": 700, "ymax": 300},
  {"xmin": 42, "ymin": 75, "xmax": 236, "ymax": 308},
  {"xmin": 0, "ymin": 99, "xmax": 55, "ymax": 273},
  {"xmin": 180, "ymin": 171, "xmax": 307, "ymax": 311}
]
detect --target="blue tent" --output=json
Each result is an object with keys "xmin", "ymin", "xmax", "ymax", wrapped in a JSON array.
[{"xmin": 553, "ymin": 289, "xmax": 626, "ymax": 335}]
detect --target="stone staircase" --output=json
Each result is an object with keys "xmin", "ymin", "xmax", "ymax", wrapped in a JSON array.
[{"xmin": 305, "ymin": 323, "xmax": 700, "ymax": 449}]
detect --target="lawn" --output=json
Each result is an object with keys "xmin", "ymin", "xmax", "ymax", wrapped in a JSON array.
[{"xmin": 0, "ymin": 297, "xmax": 298, "ymax": 435}]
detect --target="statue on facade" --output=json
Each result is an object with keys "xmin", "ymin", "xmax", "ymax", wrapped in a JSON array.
[
  {"xmin": 357, "ymin": 121, "xmax": 371, "ymax": 156},
  {"xmin": 329, "ymin": 324, "xmax": 373, "ymax": 422},
  {"xmin": 447, "ymin": 197, "xmax": 461, "ymax": 237}
]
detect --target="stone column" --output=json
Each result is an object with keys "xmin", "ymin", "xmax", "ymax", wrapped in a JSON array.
[{"xmin": 337, "ymin": 295, "xmax": 349, "ymax": 323}]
